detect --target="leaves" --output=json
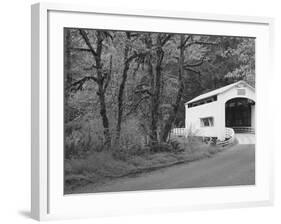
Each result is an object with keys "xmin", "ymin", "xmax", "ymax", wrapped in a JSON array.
[{"xmin": 64, "ymin": 28, "xmax": 255, "ymax": 145}]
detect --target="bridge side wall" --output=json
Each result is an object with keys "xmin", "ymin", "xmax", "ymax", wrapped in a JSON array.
[{"xmin": 185, "ymin": 100, "xmax": 223, "ymax": 140}]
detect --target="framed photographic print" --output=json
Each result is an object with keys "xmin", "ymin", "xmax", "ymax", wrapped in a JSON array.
[{"xmin": 31, "ymin": 2, "xmax": 274, "ymax": 221}]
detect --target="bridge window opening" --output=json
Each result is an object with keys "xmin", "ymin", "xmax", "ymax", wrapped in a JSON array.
[
  {"xmin": 188, "ymin": 95, "xmax": 217, "ymax": 108},
  {"xmin": 200, "ymin": 117, "xmax": 214, "ymax": 127}
]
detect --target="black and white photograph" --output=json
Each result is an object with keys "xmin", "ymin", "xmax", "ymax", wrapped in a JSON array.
[{"xmin": 64, "ymin": 28, "xmax": 255, "ymax": 194}]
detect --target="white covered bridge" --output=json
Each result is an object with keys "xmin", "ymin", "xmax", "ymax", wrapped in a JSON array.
[{"xmin": 172, "ymin": 80, "xmax": 255, "ymax": 145}]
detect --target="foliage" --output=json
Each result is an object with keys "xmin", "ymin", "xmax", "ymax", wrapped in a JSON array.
[{"xmin": 64, "ymin": 28, "xmax": 255, "ymax": 190}]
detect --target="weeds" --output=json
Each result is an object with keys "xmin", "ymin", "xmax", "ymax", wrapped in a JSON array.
[{"xmin": 64, "ymin": 118, "xmax": 233, "ymax": 193}]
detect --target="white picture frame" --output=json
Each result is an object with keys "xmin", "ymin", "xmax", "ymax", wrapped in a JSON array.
[{"xmin": 31, "ymin": 2, "xmax": 274, "ymax": 221}]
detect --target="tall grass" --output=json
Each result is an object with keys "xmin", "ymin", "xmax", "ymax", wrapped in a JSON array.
[{"xmin": 64, "ymin": 117, "xmax": 232, "ymax": 192}]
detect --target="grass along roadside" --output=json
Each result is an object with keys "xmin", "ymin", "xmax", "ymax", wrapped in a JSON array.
[{"xmin": 64, "ymin": 138, "xmax": 237, "ymax": 194}]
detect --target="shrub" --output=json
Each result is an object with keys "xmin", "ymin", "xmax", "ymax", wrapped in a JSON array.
[
  {"xmin": 169, "ymin": 139, "xmax": 184, "ymax": 153},
  {"xmin": 65, "ymin": 117, "xmax": 106, "ymax": 159},
  {"xmin": 65, "ymin": 150, "xmax": 137, "ymax": 184},
  {"xmin": 111, "ymin": 119, "xmax": 148, "ymax": 159},
  {"xmin": 149, "ymin": 142, "xmax": 173, "ymax": 153}
]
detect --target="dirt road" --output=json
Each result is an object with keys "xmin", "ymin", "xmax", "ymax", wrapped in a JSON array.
[{"xmin": 73, "ymin": 144, "xmax": 255, "ymax": 194}]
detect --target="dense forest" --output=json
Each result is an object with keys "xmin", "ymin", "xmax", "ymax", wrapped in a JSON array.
[{"xmin": 64, "ymin": 28, "xmax": 255, "ymax": 163}]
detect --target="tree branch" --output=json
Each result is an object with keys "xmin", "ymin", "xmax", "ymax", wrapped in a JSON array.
[
  {"xmin": 69, "ymin": 47, "xmax": 92, "ymax": 52},
  {"xmin": 134, "ymin": 88, "xmax": 153, "ymax": 96},
  {"xmin": 126, "ymin": 51, "xmax": 148, "ymax": 64},
  {"xmin": 103, "ymin": 55, "xmax": 112, "ymax": 91},
  {"xmin": 125, "ymin": 95, "xmax": 150, "ymax": 116},
  {"xmin": 178, "ymin": 35, "xmax": 191, "ymax": 49},
  {"xmin": 185, "ymin": 41, "xmax": 218, "ymax": 48},
  {"xmin": 184, "ymin": 57, "xmax": 205, "ymax": 68},
  {"xmin": 79, "ymin": 29, "xmax": 98, "ymax": 57},
  {"xmin": 70, "ymin": 76, "xmax": 97, "ymax": 91},
  {"xmin": 184, "ymin": 67, "xmax": 201, "ymax": 75},
  {"xmin": 161, "ymin": 34, "xmax": 173, "ymax": 46}
]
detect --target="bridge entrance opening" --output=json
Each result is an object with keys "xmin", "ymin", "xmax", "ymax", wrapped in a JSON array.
[{"xmin": 225, "ymin": 98, "xmax": 255, "ymax": 133}]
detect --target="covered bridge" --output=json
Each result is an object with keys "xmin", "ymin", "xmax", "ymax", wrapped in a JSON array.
[{"xmin": 178, "ymin": 80, "xmax": 255, "ymax": 141}]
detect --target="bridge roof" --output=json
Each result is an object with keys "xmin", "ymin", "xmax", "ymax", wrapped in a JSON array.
[{"xmin": 185, "ymin": 80, "xmax": 254, "ymax": 104}]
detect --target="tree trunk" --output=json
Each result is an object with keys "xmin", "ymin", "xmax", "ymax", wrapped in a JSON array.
[
  {"xmin": 149, "ymin": 34, "xmax": 165, "ymax": 144},
  {"xmin": 94, "ymin": 31, "xmax": 111, "ymax": 147},
  {"xmin": 116, "ymin": 41, "xmax": 130, "ymax": 141},
  {"xmin": 161, "ymin": 35, "xmax": 185, "ymax": 142},
  {"xmin": 64, "ymin": 29, "xmax": 72, "ymax": 100},
  {"xmin": 98, "ymin": 85, "xmax": 111, "ymax": 147},
  {"xmin": 143, "ymin": 34, "xmax": 156, "ymax": 145}
]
